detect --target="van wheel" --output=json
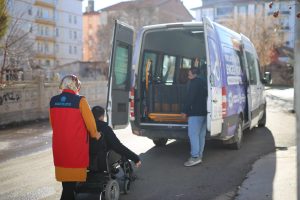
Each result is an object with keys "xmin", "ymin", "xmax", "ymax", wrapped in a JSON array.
[
  {"xmin": 153, "ymin": 138, "xmax": 168, "ymax": 147},
  {"xmin": 258, "ymin": 105, "xmax": 266, "ymax": 127},
  {"xmin": 230, "ymin": 120, "xmax": 243, "ymax": 150}
]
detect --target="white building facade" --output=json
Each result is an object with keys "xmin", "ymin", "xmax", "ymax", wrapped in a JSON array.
[
  {"xmin": 5, "ymin": 0, "xmax": 83, "ymax": 69},
  {"xmin": 192, "ymin": 0, "xmax": 296, "ymax": 48}
]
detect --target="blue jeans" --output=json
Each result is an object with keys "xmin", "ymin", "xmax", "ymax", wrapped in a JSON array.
[{"xmin": 188, "ymin": 116, "xmax": 207, "ymax": 158}]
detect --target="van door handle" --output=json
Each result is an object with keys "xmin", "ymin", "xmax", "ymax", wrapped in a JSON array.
[{"xmin": 212, "ymin": 99, "xmax": 218, "ymax": 103}]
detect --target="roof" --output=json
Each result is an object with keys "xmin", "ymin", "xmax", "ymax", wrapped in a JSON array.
[
  {"xmin": 101, "ymin": 0, "xmax": 169, "ymax": 11},
  {"xmin": 83, "ymin": 11, "xmax": 100, "ymax": 15},
  {"xmin": 100, "ymin": 0, "xmax": 193, "ymax": 20}
]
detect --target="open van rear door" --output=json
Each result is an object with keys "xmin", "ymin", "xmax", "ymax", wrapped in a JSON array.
[
  {"xmin": 106, "ymin": 20, "xmax": 134, "ymax": 129},
  {"xmin": 203, "ymin": 17, "xmax": 223, "ymax": 136}
]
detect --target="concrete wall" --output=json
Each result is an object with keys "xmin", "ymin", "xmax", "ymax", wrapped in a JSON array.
[{"xmin": 0, "ymin": 79, "xmax": 108, "ymax": 126}]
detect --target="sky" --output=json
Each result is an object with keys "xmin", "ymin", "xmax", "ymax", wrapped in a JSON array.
[{"xmin": 82, "ymin": 0, "xmax": 203, "ymax": 17}]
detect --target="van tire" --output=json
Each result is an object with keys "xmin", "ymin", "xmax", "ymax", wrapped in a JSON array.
[
  {"xmin": 258, "ymin": 104, "xmax": 266, "ymax": 127},
  {"xmin": 153, "ymin": 138, "xmax": 168, "ymax": 147},
  {"xmin": 229, "ymin": 119, "xmax": 243, "ymax": 150}
]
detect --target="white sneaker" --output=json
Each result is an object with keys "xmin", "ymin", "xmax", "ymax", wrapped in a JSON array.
[{"xmin": 184, "ymin": 157, "xmax": 202, "ymax": 167}]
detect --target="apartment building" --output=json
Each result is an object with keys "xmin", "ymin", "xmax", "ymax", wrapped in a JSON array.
[
  {"xmin": 5, "ymin": 0, "xmax": 82, "ymax": 69},
  {"xmin": 192, "ymin": 0, "xmax": 296, "ymax": 48},
  {"xmin": 83, "ymin": 0, "xmax": 100, "ymax": 62}
]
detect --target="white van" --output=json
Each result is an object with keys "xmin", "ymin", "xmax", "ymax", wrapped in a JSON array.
[{"xmin": 106, "ymin": 18, "xmax": 268, "ymax": 149}]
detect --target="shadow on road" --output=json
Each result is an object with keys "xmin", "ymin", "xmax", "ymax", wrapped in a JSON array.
[{"xmin": 122, "ymin": 127, "xmax": 276, "ymax": 200}]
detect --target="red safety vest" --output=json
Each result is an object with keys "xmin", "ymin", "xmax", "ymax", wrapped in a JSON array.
[{"xmin": 50, "ymin": 90, "xmax": 89, "ymax": 168}]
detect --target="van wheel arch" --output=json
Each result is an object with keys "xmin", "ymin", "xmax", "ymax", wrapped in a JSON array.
[
  {"xmin": 226, "ymin": 115, "xmax": 243, "ymax": 150},
  {"xmin": 258, "ymin": 103, "xmax": 266, "ymax": 127}
]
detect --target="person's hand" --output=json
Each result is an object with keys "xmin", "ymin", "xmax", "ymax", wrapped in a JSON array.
[
  {"xmin": 135, "ymin": 161, "xmax": 142, "ymax": 168},
  {"xmin": 96, "ymin": 132, "xmax": 101, "ymax": 140},
  {"xmin": 181, "ymin": 113, "xmax": 187, "ymax": 119}
]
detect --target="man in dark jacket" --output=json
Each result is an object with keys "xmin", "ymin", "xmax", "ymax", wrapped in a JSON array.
[
  {"xmin": 182, "ymin": 67, "xmax": 207, "ymax": 167},
  {"xmin": 90, "ymin": 106, "xmax": 141, "ymax": 171}
]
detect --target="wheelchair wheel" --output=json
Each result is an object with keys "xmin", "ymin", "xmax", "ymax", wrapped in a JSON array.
[
  {"xmin": 105, "ymin": 180, "xmax": 120, "ymax": 200},
  {"xmin": 122, "ymin": 160, "xmax": 133, "ymax": 177}
]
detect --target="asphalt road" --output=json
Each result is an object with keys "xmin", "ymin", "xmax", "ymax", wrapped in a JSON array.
[{"xmin": 0, "ymin": 94, "xmax": 296, "ymax": 200}]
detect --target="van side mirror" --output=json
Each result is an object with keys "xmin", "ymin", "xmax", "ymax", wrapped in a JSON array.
[{"xmin": 262, "ymin": 72, "xmax": 272, "ymax": 85}]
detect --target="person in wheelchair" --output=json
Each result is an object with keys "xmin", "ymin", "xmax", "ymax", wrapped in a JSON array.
[{"xmin": 90, "ymin": 105, "xmax": 141, "ymax": 173}]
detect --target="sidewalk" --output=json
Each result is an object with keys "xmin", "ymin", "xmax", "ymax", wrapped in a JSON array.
[
  {"xmin": 236, "ymin": 146, "xmax": 297, "ymax": 200},
  {"xmin": 236, "ymin": 86, "xmax": 296, "ymax": 200},
  {"xmin": 265, "ymin": 87, "xmax": 294, "ymax": 102}
]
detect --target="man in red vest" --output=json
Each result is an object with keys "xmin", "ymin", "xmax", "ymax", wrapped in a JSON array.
[{"xmin": 50, "ymin": 74, "xmax": 101, "ymax": 200}]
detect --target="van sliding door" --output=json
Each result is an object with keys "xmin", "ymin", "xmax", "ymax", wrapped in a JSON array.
[
  {"xmin": 106, "ymin": 20, "xmax": 134, "ymax": 129},
  {"xmin": 203, "ymin": 17, "xmax": 223, "ymax": 136}
]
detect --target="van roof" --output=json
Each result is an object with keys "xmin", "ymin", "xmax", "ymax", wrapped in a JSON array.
[{"xmin": 142, "ymin": 22, "xmax": 204, "ymax": 31}]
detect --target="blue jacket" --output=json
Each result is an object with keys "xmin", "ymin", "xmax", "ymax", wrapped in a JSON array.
[{"xmin": 184, "ymin": 77, "xmax": 207, "ymax": 116}]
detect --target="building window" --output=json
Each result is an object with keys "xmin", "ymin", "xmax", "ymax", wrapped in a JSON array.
[
  {"xmin": 45, "ymin": 27, "xmax": 49, "ymax": 36},
  {"xmin": 74, "ymin": 16, "xmax": 77, "ymax": 24},
  {"xmin": 69, "ymin": 30, "xmax": 72, "ymax": 39},
  {"xmin": 74, "ymin": 46, "xmax": 77, "ymax": 54},
  {"xmin": 45, "ymin": 43, "xmax": 49, "ymax": 52},
  {"xmin": 55, "ymin": 44, "xmax": 59, "ymax": 52},
  {"xmin": 74, "ymin": 31, "xmax": 77, "ymax": 39},
  {"xmin": 238, "ymin": 5, "xmax": 247, "ymax": 15},
  {"xmin": 37, "ymin": 43, "xmax": 40, "ymax": 52},
  {"xmin": 29, "ymin": 24, "xmax": 33, "ymax": 33},
  {"xmin": 28, "ymin": 7, "xmax": 32, "ymax": 15},
  {"xmin": 45, "ymin": 60, "xmax": 50, "ymax": 66},
  {"xmin": 216, "ymin": 6, "xmax": 234, "ymax": 17},
  {"xmin": 43, "ymin": 9, "xmax": 48, "ymax": 18},
  {"xmin": 56, "ymin": 28, "xmax": 59, "ymax": 37},
  {"xmin": 69, "ymin": 15, "xmax": 72, "ymax": 23},
  {"xmin": 69, "ymin": 45, "xmax": 72, "ymax": 54},
  {"xmin": 40, "ymin": 26, "xmax": 44, "ymax": 35}
]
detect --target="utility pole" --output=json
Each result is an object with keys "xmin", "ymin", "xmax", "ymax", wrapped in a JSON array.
[{"xmin": 295, "ymin": 1, "xmax": 300, "ymax": 199}]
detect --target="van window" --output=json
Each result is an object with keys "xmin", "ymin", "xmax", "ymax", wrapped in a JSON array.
[
  {"xmin": 182, "ymin": 58, "xmax": 192, "ymax": 69},
  {"xmin": 162, "ymin": 55, "xmax": 176, "ymax": 84},
  {"xmin": 142, "ymin": 52, "xmax": 157, "ymax": 81},
  {"xmin": 114, "ymin": 45, "xmax": 129, "ymax": 87},
  {"xmin": 178, "ymin": 57, "xmax": 192, "ymax": 84},
  {"xmin": 245, "ymin": 52, "xmax": 258, "ymax": 85}
]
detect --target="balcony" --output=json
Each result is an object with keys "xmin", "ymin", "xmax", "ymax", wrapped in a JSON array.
[
  {"xmin": 34, "ymin": 0, "xmax": 55, "ymax": 9},
  {"xmin": 35, "ymin": 35, "xmax": 56, "ymax": 43},
  {"xmin": 35, "ymin": 53, "xmax": 56, "ymax": 60},
  {"xmin": 268, "ymin": 10, "xmax": 291, "ymax": 16},
  {"xmin": 35, "ymin": 17, "xmax": 56, "ymax": 26}
]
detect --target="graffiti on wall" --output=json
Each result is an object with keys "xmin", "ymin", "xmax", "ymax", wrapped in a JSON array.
[{"xmin": 0, "ymin": 92, "xmax": 21, "ymax": 106}]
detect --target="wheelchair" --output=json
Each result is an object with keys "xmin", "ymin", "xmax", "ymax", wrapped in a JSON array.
[{"xmin": 75, "ymin": 150, "xmax": 134, "ymax": 200}]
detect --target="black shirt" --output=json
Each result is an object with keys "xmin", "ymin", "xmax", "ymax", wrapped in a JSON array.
[{"xmin": 91, "ymin": 120, "xmax": 140, "ymax": 164}]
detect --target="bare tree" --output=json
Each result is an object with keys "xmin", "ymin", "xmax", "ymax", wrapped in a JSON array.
[
  {"xmin": 96, "ymin": 6, "xmax": 165, "ymax": 65},
  {"xmin": 224, "ymin": 13, "xmax": 282, "ymax": 71},
  {"xmin": 0, "ymin": 13, "xmax": 35, "ymax": 83}
]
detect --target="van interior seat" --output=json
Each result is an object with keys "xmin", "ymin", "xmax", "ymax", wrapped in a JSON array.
[{"xmin": 148, "ymin": 84, "xmax": 187, "ymax": 114}]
